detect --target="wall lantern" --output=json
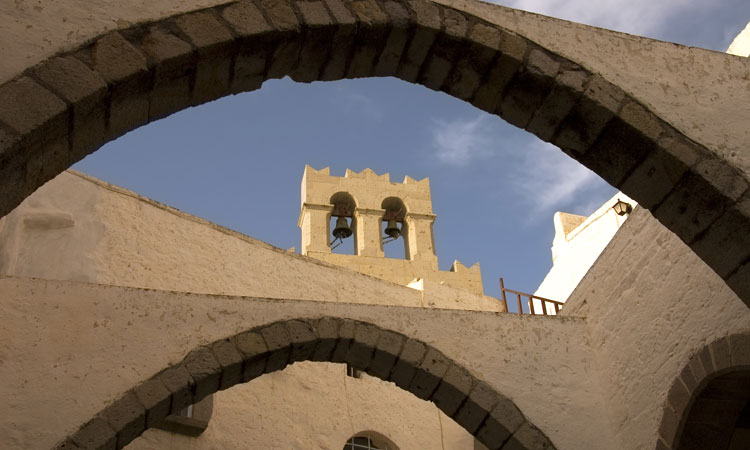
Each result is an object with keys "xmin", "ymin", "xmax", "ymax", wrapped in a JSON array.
[{"xmin": 612, "ymin": 199, "xmax": 633, "ymax": 216}]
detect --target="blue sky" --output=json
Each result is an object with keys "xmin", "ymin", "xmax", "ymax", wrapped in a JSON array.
[{"xmin": 73, "ymin": 1, "xmax": 749, "ymax": 299}]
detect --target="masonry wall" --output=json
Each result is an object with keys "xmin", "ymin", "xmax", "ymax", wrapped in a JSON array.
[{"xmin": 563, "ymin": 206, "xmax": 750, "ymax": 450}]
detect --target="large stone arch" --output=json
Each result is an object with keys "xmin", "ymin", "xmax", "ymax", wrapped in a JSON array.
[
  {"xmin": 53, "ymin": 317, "xmax": 554, "ymax": 450},
  {"xmin": 657, "ymin": 331, "xmax": 750, "ymax": 449},
  {"xmin": 0, "ymin": 1, "xmax": 747, "ymax": 303}
]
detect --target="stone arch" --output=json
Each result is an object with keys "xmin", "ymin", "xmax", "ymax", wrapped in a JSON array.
[
  {"xmin": 0, "ymin": 0, "xmax": 747, "ymax": 304},
  {"xmin": 657, "ymin": 331, "xmax": 750, "ymax": 449},
  {"xmin": 52, "ymin": 317, "xmax": 554, "ymax": 450}
]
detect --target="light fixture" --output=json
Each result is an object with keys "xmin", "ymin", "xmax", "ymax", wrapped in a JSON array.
[{"xmin": 612, "ymin": 199, "xmax": 633, "ymax": 216}]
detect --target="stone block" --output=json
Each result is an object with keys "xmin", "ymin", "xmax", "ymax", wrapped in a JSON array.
[
  {"xmin": 83, "ymin": 32, "xmax": 149, "ymax": 94},
  {"xmin": 431, "ymin": 364, "xmax": 472, "ymax": 416},
  {"xmin": 347, "ymin": 0, "xmax": 390, "ymax": 78},
  {"xmin": 727, "ymin": 261, "xmax": 750, "ymax": 306},
  {"xmin": 223, "ymin": 1, "xmax": 274, "ymax": 38},
  {"xmin": 575, "ymin": 112, "xmax": 655, "ymax": 188},
  {"xmin": 653, "ymin": 170, "xmax": 732, "ymax": 245},
  {"xmin": 443, "ymin": 25, "xmax": 498, "ymax": 100},
  {"xmin": 346, "ymin": 323, "xmax": 380, "ymax": 369},
  {"xmin": 309, "ymin": 317, "xmax": 340, "ymax": 361},
  {"xmin": 138, "ymin": 28, "xmax": 194, "ymax": 120},
  {"xmin": 620, "ymin": 131, "xmax": 705, "ymax": 209},
  {"xmin": 0, "ymin": 125, "xmax": 19, "ymax": 165},
  {"xmin": 373, "ymin": 1, "xmax": 411, "ymax": 76},
  {"xmin": 293, "ymin": 1, "xmax": 335, "ymax": 82},
  {"xmin": 222, "ymin": 1, "xmax": 273, "ymax": 91},
  {"xmin": 260, "ymin": 322, "xmax": 292, "ymax": 372},
  {"xmin": 71, "ymin": 417, "xmax": 117, "ymax": 450},
  {"xmin": 184, "ymin": 347, "xmax": 222, "ymax": 400},
  {"xmin": 32, "ymin": 56, "xmax": 107, "ymax": 117},
  {"xmin": 526, "ymin": 64, "xmax": 588, "ymax": 142},
  {"xmin": 409, "ymin": 347, "xmax": 449, "ymax": 399},
  {"xmin": 729, "ymin": 332, "xmax": 750, "ymax": 367},
  {"xmin": 287, "ymin": 319, "xmax": 319, "ymax": 362},
  {"xmin": 235, "ymin": 330, "xmax": 269, "ymax": 357},
  {"xmin": 259, "ymin": 0, "xmax": 301, "ymax": 31},
  {"xmin": 503, "ymin": 422, "xmax": 554, "ymax": 450},
  {"xmin": 453, "ymin": 380, "xmax": 499, "ymax": 433},
  {"xmin": 499, "ymin": 48, "xmax": 560, "ymax": 128},
  {"xmin": 471, "ymin": 32, "xmax": 526, "ymax": 114},
  {"xmin": 418, "ymin": 8, "xmax": 468, "ymax": 91},
  {"xmin": 211, "ymin": 338, "xmax": 244, "ymax": 389},
  {"xmin": 100, "ymin": 391, "xmax": 146, "ymax": 449},
  {"xmin": 0, "ymin": 77, "xmax": 68, "ymax": 143},
  {"xmin": 0, "ymin": 157, "xmax": 29, "ymax": 219},
  {"xmin": 678, "ymin": 362, "xmax": 698, "ymax": 394},
  {"xmin": 389, "ymin": 338, "xmax": 426, "ymax": 389},
  {"xmin": 688, "ymin": 354, "xmax": 708, "ymax": 386},
  {"xmin": 175, "ymin": 11, "xmax": 235, "ymax": 105},
  {"xmin": 158, "ymin": 365, "xmax": 195, "ymax": 414},
  {"xmin": 553, "ymin": 75, "xmax": 625, "ymax": 155},
  {"xmin": 134, "ymin": 378, "xmax": 171, "ymax": 427},
  {"xmin": 658, "ymin": 404, "xmax": 681, "ymax": 446},
  {"xmin": 396, "ymin": 0, "xmax": 440, "ymax": 81},
  {"xmin": 666, "ymin": 378, "xmax": 691, "ymax": 414},
  {"xmin": 108, "ymin": 94, "xmax": 149, "ymax": 141},
  {"xmin": 691, "ymin": 192, "xmax": 750, "ymax": 278},
  {"xmin": 25, "ymin": 138, "xmax": 70, "ymax": 194},
  {"xmin": 320, "ymin": 0, "xmax": 356, "ymax": 79},
  {"xmin": 708, "ymin": 336, "xmax": 733, "ymax": 373}
]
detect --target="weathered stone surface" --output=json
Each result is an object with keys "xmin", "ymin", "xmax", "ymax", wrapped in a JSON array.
[
  {"xmin": 729, "ymin": 332, "xmax": 750, "ymax": 366},
  {"xmin": 83, "ymin": 32, "xmax": 149, "ymax": 92},
  {"xmin": 310, "ymin": 317, "xmax": 340, "ymax": 361},
  {"xmin": 419, "ymin": 8, "xmax": 468, "ymax": 91},
  {"xmin": 100, "ymin": 391, "xmax": 145, "ymax": 449},
  {"xmin": 554, "ymin": 75, "xmax": 625, "ymax": 155},
  {"xmin": 726, "ymin": 261, "xmax": 750, "ymax": 306},
  {"xmin": 158, "ymin": 365, "xmax": 195, "ymax": 413},
  {"xmin": 53, "ymin": 438, "xmax": 83, "ymax": 450},
  {"xmin": 184, "ymin": 346, "xmax": 222, "ymax": 400},
  {"xmin": 373, "ymin": 1, "xmax": 411, "ymax": 76},
  {"xmin": 658, "ymin": 404, "xmax": 681, "ymax": 446},
  {"xmin": 389, "ymin": 338, "xmax": 425, "ymax": 389},
  {"xmin": 293, "ymin": 1, "xmax": 335, "ymax": 82},
  {"xmin": 0, "ymin": 77, "xmax": 68, "ymax": 140},
  {"xmin": 526, "ymin": 64, "xmax": 588, "ymax": 142},
  {"xmin": 223, "ymin": 1, "xmax": 274, "ymax": 38},
  {"xmin": 666, "ymin": 378, "xmax": 691, "ymax": 415},
  {"xmin": 211, "ymin": 338, "xmax": 244, "ymax": 389},
  {"xmin": 32, "ymin": 56, "xmax": 107, "ymax": 114},
  {"xmin": 691, "ymin": 192, "xmax": 750, "ymax": 278},
  {"xmin": 133, "ymin": 378, "xmax": 171, "ymax": 427},
  {"xmin": 471, "ymin": 32, "xmax": 526, "ymax": 113},
  {"xmin": 347, "ymin": 0, "xmax": 390, "ymax": 78},
  {"xmin": 25, "ymin": 138, "xmax": 70, "ymax": 194},
  {"xmin": 410, "ymin": 346, "xmax": 450, "ymax": 399},
  {"xmin": 431, "ymin": 364, "xmax": 472, "ymax": 416},
  {"xmin": 499, "ymin": 47, "xmax": 560, "ymax": 128},
  {"xmin": 175, "ymin": 11, "xmax": 235, "ymax": 104},
  {"xmin": 261, "ymin": 322, "xmax": 293, "ymax": 372},
  {"xmin": 71, "ymin": 417, "xmax": 117, "ymax": 450},
  {"xmin": 503, "ymin": 422, "xmax": 555, "ymax": 450},
  {"xmin": 259, "ymin": 0, "xmax": 301, "ymax": 31},
  {"xmin": 287, "ymin": 319, "xmax": 319, "ymax": 361},
  {"xmin": 346, "ymin": 322, "xmax": 380, "ymax": 369},
  {"xmin": 453, "ymin": 380, "xmax": 499, "ymax": 433},
  {"xmin": 708, "ymin": 336, "xmax": 733, "ymax": 373},
  {"xmin": 678, "ymin": 362, "xmax": 698, "ymax": 394},
  {"xmin": 396, "ymin": 0, "xmax": 440, "ymax": 81}
]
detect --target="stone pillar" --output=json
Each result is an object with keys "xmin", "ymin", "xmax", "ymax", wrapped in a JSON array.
[
  {"xmin": 405, "ymin": 213, "xmax": 437, "ymax": 268},
  {"xmin": 299, "ymin": 203, "xmax": 331, "ymax": 255},
  {"xmin": 354, "ymin": 208, "xmax": 385, "ymax": 257}
]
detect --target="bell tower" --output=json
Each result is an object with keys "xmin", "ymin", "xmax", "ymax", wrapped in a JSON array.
[{"xmin": 298, "ymin": 166, "xmax": 483, "ymax": 296}]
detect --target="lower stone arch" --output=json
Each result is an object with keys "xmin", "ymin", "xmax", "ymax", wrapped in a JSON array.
[
  {"xmin": 657, "ymin": 331, "xmax": 750, "ymax": 450},
  {"xmin": 54, "ymin": 317, "xmax": 555, "ymax": 450}
]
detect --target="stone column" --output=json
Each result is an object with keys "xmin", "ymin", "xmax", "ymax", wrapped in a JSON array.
[
  {"xmin": 299, "ymin": 203, "xmax": 332, "ymax": 255},
  {"xmin": 354, "ymin": 208, "xmax": 385, "ymax": 257},
  {"xmin": 405, "ymin": 212, "xmax": 437, "ymax": 269}
]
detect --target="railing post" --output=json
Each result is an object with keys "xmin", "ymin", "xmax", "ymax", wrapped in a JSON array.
[{"xmin": 499, "ymin": 277, "xmax": 508, "ymax": 312}]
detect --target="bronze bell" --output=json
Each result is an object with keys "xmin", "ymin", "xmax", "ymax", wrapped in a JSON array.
[
  {"xmin": 332, "ymin": 216, "xmax": 353, "ymax": 240},
  {"xmin": 384, "ymin": 219, "xmax": 400, "ymax": 239}
]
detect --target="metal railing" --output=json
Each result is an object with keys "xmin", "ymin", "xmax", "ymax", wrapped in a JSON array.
[{"xmin": 499, "ymin": 278, "xmax": 565, "ymax": 315}]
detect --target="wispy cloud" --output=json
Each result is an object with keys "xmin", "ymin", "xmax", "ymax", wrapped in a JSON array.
[
  {"xmin": 512, "ymin": 139, "xmax": 601, "ymax": 218},
  {"xmin": 431, "ymin": 115, "xmax": 494, "ymax": 166}
]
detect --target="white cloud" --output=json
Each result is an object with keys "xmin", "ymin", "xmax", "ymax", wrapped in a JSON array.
[
  {"xmin": 431, "ymin": 115, "xmax": 494, "ymax": 166},
  {"xmin": 495, "ymin": 0, "xmax": 702, "ymax": 38},
  {"xmin": 512, "ymin": 139, "xmax": 601, "ymax": 218}
]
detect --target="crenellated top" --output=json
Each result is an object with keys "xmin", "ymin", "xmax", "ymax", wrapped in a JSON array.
[{"xmin": 301, "ymin": 165, "xmax": 432, "ymax": 215}]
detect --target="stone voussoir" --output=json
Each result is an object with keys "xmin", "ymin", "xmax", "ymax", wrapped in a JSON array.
[
  {"xmin": 309, "ymin": 316, "xmax": 341, "ymax": 361},
  {"xmin": 71, "ymin": 417, "xmax": 117, "ymax": 450},
  {"xmin": 260, "ymin": 321, "xmax": 293, "ymax": 373},
  {"xmin": 290, "ymin": 0, "xmax": 335, "ymax": 82},
  {"xmin": 470, "ymin": 30, "xmax": 526, "ymax": 114},
  {"xmin": 431, "ymin": 363, "xmax": 473, "ymax": 417},
  {"xmin": 502, "ymin": 421, "xmax": 555, "ymax": 450},
  {"xmin": 409, "ymin": 346, "xmax": 450, "ymax": 400},
  {"xmin": 729, "ymin": 332, "xmax": 750, "ymax": 367},
  {"xmin": 453, "ymin": 380, "xmax": 500, "ymax": 434},
  {"xmin": 526, "ymin": 62, "xmax": 589, "ymax": 142},
  {"xmin": 99, "ymin": 391, "xmax": 146, "ymax": 449},
  {"xmin": 234, "ymin": 329, "xmax": 270, "ymax": 381},
  {"xmin": 184, "ymin": 346, "xmax": 222, "ymax": 400},
  {"xmin": 389, "ymin": 338, "xmax": 426, "ymax": 389},
  {"xmin": 395, "ymin": 0, "xmax": 440, "ymax": 82},
  {"xmin": 345, "ymin": 321, "xmax": 381, "ymax": 369},
  {"xmin": 286, "ymin": 319, "xmax": 320, "ymax": 362},
  {"xmin": 553, "ymin": 74, "xmax": 626, "ymax": 156},
  {"xmin": 498, "ymin": 46, "xmax": 561, "ymax": 128},
  {"xmin": 133, "ymin": 377, "xmax": 172, "ymax": 427},
  {"xmin": 211, "ymin": 338, "xmax": 244, "ymax": 389},
  {"xmin": 346, "ymin": 0, "xmax": 391, "ymax": 79},
  {"xmin": 158, "ymin": 364, "xmax": 196, "ymax": 414}
]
